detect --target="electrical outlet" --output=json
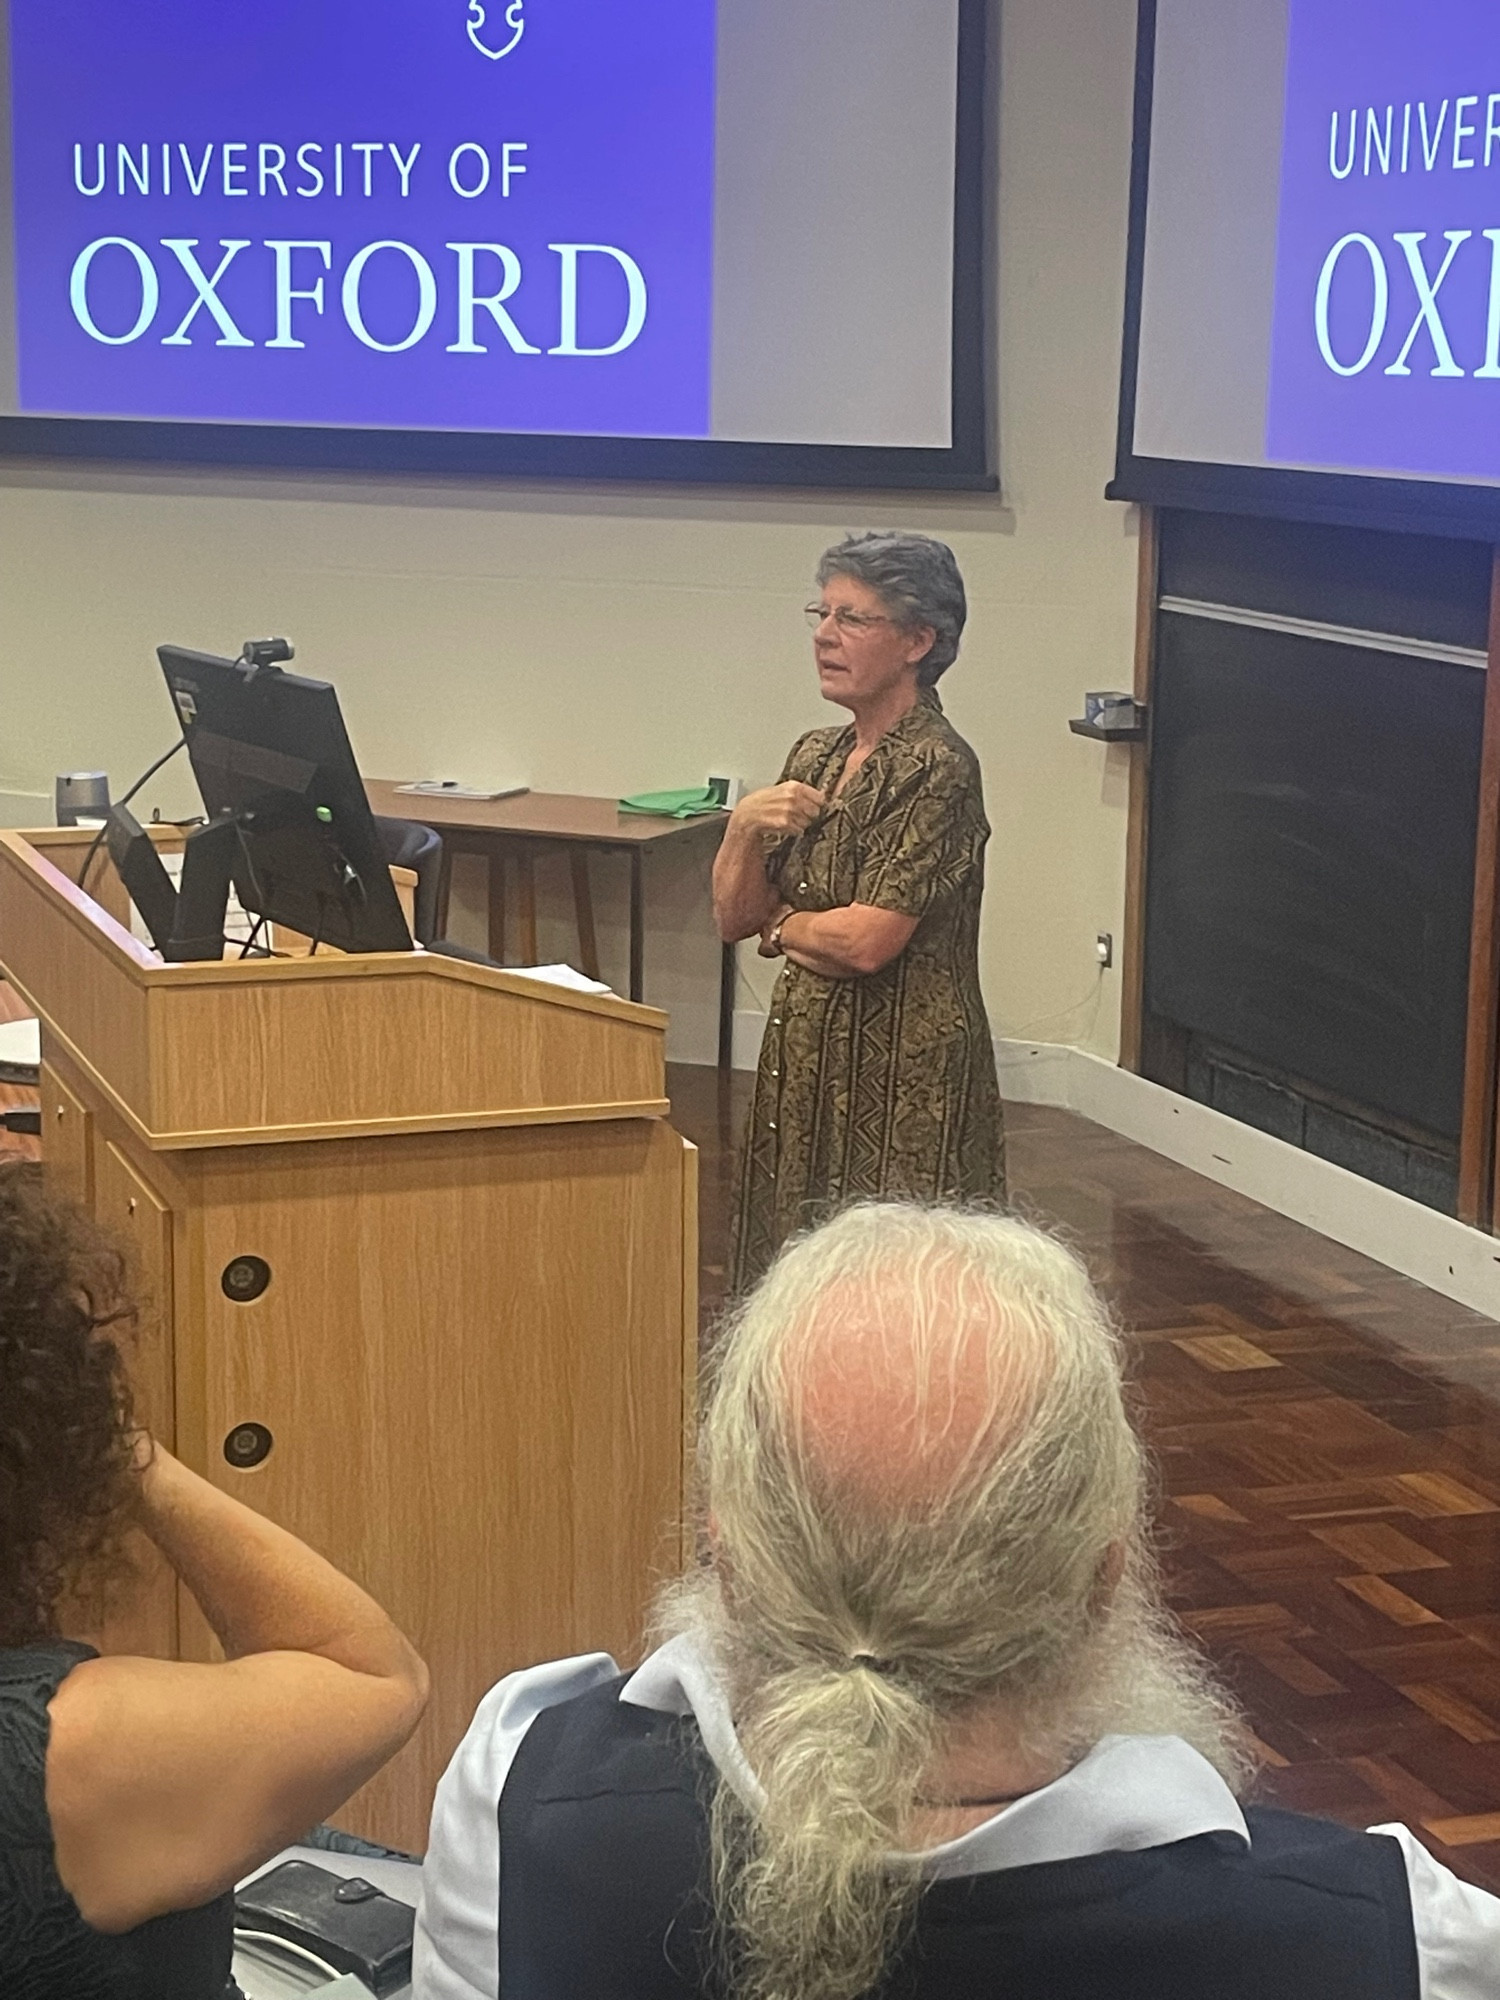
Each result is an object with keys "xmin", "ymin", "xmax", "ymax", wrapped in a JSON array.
[{"xmin": 1095, "ymin": 932, "xmax": 1114, "ymax": 969}]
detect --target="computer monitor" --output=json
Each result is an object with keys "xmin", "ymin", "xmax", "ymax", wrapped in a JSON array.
[{"xmin": 154, "ymin": 646, "xmax": 413, "ymax": 957}]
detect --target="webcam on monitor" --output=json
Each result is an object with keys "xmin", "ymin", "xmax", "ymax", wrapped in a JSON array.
[{"xmin": 236, "ymin": 636, "xmax": 296, "ymax": 678}]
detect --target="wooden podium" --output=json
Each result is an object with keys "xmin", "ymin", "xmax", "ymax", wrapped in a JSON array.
[{"xmin": 0, "ymin": 827, "xmax": 696, "ymax": 1851}]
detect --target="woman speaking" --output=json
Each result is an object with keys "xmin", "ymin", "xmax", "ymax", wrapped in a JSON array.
[{"xmin": 715, "ymin": 532, "xmax": 1005, "ymax": 1290}]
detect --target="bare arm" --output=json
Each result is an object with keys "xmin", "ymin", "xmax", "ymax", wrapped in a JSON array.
[
  {"xmin": 765, "ymin": 903, "xmax": 918, "ymax": 979},
  {"xmin": 46, "ymin": 1445, "xmax": 429, "ymax": 1933},
  {"xmin": 713, "ymin": 817, "xmax": 781, "ymax": 942},
  {"xmin": 712, "ymin": 782, "xmax": 826, "ymax": 941}
]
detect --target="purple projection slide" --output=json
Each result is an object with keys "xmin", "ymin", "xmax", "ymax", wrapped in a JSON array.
[
  {"xmin": 1266, "ymin": 1, "xmax": 1500, "ymax": 482},
  {"xmin": 6, "ymin": 1, "xmax": 717, "ymax": 438}
]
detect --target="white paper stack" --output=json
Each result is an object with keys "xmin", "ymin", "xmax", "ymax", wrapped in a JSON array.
[
  {"xmin": 0, "ymin": 1016, "xmax": 40, "ymax": 1081},
  {"xmin": 511, "ymin": 963, "xmax": 612, "ymax": 996}
]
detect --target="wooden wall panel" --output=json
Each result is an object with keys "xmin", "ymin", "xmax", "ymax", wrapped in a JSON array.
[
  {"xmin": 1465, "ymin": 551, "xmax": 1500, "ymax": 1226},
  {"xmin": 1119, "ymin": 505, "xmax": 1159, "ymax": 1073}
]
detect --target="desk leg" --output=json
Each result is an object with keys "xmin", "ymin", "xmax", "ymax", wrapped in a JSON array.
[
  {"xmin": 719, "ymin": 940, "xmax": 735, "ymax": 1071},
  {"xmin": 519, "ymin": 847, "xmax": 539, "ymax": 965},
  {"xmin": 570, "ymin": 849, "xmax": 601, "ymax": 981},
  {"xmin": 629, "ymin": 849, "xmax": 644, "ymax": 1003},
  {"xmin": 435, "ymin": 843, "xmax": 455, "ymax": 943},
  {"xmin": 486, "ymin": 850, "xmax": 506, "ymax": 964}
]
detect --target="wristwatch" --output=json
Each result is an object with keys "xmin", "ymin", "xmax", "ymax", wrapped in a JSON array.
[{"xmin": 766, "ymin": 913, "xmax": 790, "ymax": 957}]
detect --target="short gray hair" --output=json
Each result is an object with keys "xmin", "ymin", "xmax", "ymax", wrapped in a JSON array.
[
  {"xmin": 655, "ymin": 1204, "xmax": 1249, "ymax": 2000},
  {"xmin": 816, "ymin": 532, "xmax": 968, "ymax": 685}
]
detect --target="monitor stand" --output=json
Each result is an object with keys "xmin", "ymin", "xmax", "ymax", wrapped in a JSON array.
[
  {"xmin": 167, "ymin": 816, "xmax": 238, "ymax": 961},
  {"xmin": 105, "ymin": 807, "xmax": 236, "ymax": 963}
]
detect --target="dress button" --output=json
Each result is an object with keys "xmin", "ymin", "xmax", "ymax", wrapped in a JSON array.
[
  {"xmin": 768, "ymin": 1121, "xmax": 777, "ymax": 1132},
  {"xmin": 770, "ymin": 1069, "xmax": 779, "ymax": 1079},
  {"xmin": 798, "ymin": 880, "xmax": 808, "ymax": 892}
]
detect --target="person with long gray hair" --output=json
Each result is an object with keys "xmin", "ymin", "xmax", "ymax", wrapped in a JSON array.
[
  {"xmin": 713, "ymin": 532, "xmax": 1004, "ymax": 1291},
  {"xmin": 413, "ymin": 1203, "xmax": 1497, "ymax": 2000}
]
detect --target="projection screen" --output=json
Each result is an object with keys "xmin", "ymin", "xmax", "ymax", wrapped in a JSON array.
[
  {"xmin": 1111, "ymin": 0, "xmax": 1500, "ymax": 537},
  {"xmin": 0, "ymin": 0, "xmax": 993, "ymax": 488}
]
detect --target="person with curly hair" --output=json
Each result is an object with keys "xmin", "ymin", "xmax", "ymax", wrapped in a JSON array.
[{"xmin": 0, "ymin": 1163, "xmax": 430, "ymax": 2000}]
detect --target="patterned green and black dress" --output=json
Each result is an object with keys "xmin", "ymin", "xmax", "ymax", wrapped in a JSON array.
[{"xmin": 730, "ymin": 690, "xmax": 1005, "ymax": 1292}]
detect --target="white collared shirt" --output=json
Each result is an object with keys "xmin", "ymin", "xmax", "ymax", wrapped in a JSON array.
[{"xmin": 413, "ymin": 1636, "xmax": 1500, "ymax": 2000}]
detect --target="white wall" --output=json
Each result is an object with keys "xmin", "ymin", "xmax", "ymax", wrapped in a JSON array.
[{"xmin": 0, "ymin": 0, "xmax": 1143, "ymax": 1065}]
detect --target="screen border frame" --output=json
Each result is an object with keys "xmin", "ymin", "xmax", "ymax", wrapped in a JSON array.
[
  {"xmin": 0, "ymin": 0, "xmax": 997, "ymax": 493},
  {"xmin": 1107, "ymin": 0, "xmax": 1500, "ymax": 541}
]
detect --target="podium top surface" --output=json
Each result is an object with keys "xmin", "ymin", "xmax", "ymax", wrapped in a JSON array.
[{"xmin": 0, "ymin": 828, "xmax": 670, "ymax": 1152}]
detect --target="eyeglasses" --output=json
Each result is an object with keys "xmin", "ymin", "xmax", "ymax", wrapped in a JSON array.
[{"xmin": 803, "ymin": 604, "xmax": 895, "ymax": 634}]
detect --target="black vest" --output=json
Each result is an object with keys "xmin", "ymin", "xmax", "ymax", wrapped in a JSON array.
[{"xmin": 496, "ymin": 1675, "xmax": 1420, "ymax": 2000}]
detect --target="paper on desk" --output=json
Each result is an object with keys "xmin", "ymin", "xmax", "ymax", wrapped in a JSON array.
[
  {"xmin": 512, "ymin": 963, "xmax": 613, "ymax": 996},
  {"xmin": 395, "ymin": 781, "xmax": 528, "ymax": 801},
  {"xmin": 0, "ymin": 1017, "xmax": 41, "ymax": 1078}
]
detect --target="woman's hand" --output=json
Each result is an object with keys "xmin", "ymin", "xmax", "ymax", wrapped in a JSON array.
[
  {"xmin": 125, "ymin": 1427, "xmax": 157, "ymax": 1481},
  {"xmin": 730, "ymin": 782, "xmax": 826, "ymax": 843},
  {"xmin": 714, "ymin": 784, "xmax": 824, "ymax": 942}
]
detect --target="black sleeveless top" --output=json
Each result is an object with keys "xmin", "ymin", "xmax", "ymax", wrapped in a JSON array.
[
  {"xmin": 0, "ymin": 1642, "xmax": 235, "ymax": 2000},
  {"xmin": 496, "ymin": 1676, "xmax": 1422, "ymax": 2000}
]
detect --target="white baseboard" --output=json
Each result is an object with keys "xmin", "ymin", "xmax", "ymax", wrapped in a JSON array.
[
  {"xmin": 731, "ymin": 1014, "xmax": 1500, "ymax": 1318},
  {"xmin": 999, "ymin": 1039, "xmax": 1500, "ymax": 1321}
]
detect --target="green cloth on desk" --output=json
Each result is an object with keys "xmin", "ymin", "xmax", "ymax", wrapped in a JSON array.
[{"xmin": 618, "ymin": 786, "xmax": 724, "ymax": 819}]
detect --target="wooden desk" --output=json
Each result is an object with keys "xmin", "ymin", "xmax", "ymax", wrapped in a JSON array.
[{"xmin": 367, "ymin": 784, "xmax": 735, "ymax": 1068}]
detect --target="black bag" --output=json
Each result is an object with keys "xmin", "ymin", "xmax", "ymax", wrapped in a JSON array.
[{"xmin": 234, "ymin": 1860, "xmax": 414, "ymax": 1996}]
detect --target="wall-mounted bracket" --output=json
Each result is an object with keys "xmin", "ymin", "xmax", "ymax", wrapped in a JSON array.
[{"xmin": 1069, "ymin": 701, "xmax": 1148, "ymax": 744}]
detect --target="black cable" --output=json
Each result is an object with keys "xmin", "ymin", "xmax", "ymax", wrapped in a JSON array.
[
  {"xmin": 78, "ymin": 735, "xmax": 189, "ymax": 897},
  {"xmin": 237, "ymin": 916, "xmax": 269, "ymax": 960}
]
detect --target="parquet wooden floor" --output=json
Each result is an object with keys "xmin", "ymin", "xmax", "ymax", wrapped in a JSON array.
[{"xmin": 670, "ymin": 1064, "xmax": 1500, "ymax": 1894}]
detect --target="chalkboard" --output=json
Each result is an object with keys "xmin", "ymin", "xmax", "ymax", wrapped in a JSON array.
[
  {"xmin": 1159, "ymin": 510, "xmax": 1493, "ymax": 651},
  {"xmin": 1144, "ymin": 611, "xmax": 1483, "ymax": 1142}
]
